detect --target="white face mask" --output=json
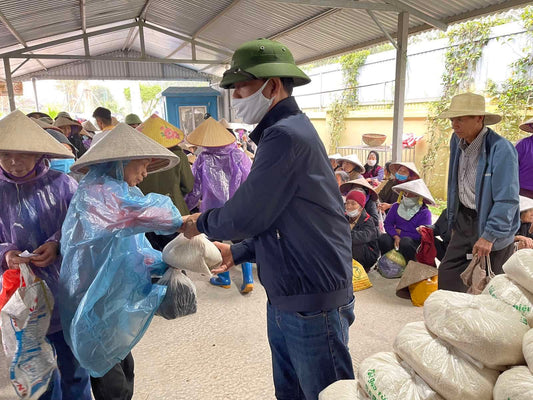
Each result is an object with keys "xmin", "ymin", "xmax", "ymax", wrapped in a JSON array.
[
  {"xmin": 347, "ymin": 209, "xmax": 361, "ymax": 218},
  {"xmin": 232, "ymin": 79, "xmax": 274, "ymax": 124},
  {"xmin": 367, "ymin": 160, "xmax": 376, "ymax": 167}
]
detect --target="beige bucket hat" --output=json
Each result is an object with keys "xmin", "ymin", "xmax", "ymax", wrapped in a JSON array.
[
  {"xmin": 336, "ymin": 154, "xmax": 365, "ymax": 173},
  {"xmin": 53, "ymin": 116, "xmax": 81, "ymax": 129},
  {"xmin": 519, "ymin": 117, "xmax": 533, "ymax": 133},
  {"xmin": 0, "ymin": 110, "xmax": 74, "ymax": 159},
  {"xmin": 82, "ymin": 120, "xmax": 99, "ymax": 132},
  {"xmin": 137, "ymin": 114, "xmax": 184, "ymax": 149},
  {"xmin": 31, "ymin": 117, "xmax": 63, "ymax": 133},
  {"xmin": 396, "ymin": 260, "xmax": 438, "ymax": 297},
  {"xmin": 437, "ymin": 92, "xmax": 501, "ymax": 125},
  {"xmin": 340, "ymin": 178, "xmax": 378, "ymax": 201},
  {"xmin": 392, "ymin": 179, "xmax": 435, "ymax": 205},
  {"xmin": 389, "ymin": 161, "xmax": 420, "ymax": 179},
  {"xmin": 520, "ymin": 196, "xmax": 533, "ymax": 213},
  {"xmin": 186, "ymin": 117, "xmax": 236, "ymax": 147},
  {"xmin": 70, "ymin": 123, "xmax": 179, "ymax": 174}
]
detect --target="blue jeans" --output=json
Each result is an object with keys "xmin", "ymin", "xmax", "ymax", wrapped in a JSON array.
[
  {"xmin": 267, "ymin": 297, "xmax": 356, "ymax": 400},
  {"xmin": 39, "ymin": 330, "xmax": 92, "ymax": 400}
]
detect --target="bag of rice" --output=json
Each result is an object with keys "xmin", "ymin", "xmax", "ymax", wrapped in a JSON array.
[
  {"xmin": 482, "ymin": 274, "xmax": 533, "ymax": 326},
  {"xmin": 523, "ymin": 329, "xmax": 533, "ymax": 374},
  {"xmin": 393, "ymin": 321, "xmax": 499, "ymax": 400},
  {"xmin": 424, "ymin": 290, "xmax": 529, "ymax": 369},
  {"xmin": 493, "ymin": 366, "xmax": 533, "ymax": 400},
  {"xmin": 319, "ymin": 380, "xmax": 369, "ymax": 400},
  {"xmin": 352, "ymin": 260, "xmax": 372, "ymax": 292},
  {"xmin": 503, "ymin": 249, "xmax": 533, "ymax": 294},
  {"xmin": 358, "ymin": 352, "xmax": 443, "ymax": 400},
  {"xmin": 162, "ymin": 233, "xmax": 222, "ymax": 275}
]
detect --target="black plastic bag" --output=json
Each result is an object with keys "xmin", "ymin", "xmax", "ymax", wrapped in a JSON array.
[{"xmin": 156, "ymin": 268, "xmax": 197, "ymax": 320}]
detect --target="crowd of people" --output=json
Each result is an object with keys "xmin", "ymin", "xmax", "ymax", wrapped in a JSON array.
[{"xmin": 0, "ymin": 37, "xmax": 532, "ymax": 400}]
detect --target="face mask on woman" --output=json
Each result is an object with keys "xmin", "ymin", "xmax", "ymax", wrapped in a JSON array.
[
  {"xmin": 395, "ymin": 172, "xmax": 409, "ymax": 181},
  {"xmin": 232, "ymin": 79, "xmax": 274, "ymax": 124},
  {"xmin": 367, "ymin": 160, "xmax": 376, "ymax": 167},
  {"xmin": 347, "ymin": 209, "xmax": 361, "ymax": 218},
  {"xmin": 401, "ymin": 196, "xmax": 419, "ymax": 208}
]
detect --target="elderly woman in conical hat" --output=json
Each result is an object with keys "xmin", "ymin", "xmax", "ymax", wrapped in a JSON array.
[
  {"xmin": 58, "ymin": 123, "xmax": 185, "ymax": 396},
  {"xmin": 0, "ymin": 110, "xmax": 92, "ymax": 399},
  {"xmin": 515, "ymin": 196, "xmax": 533, "ymax": 250},
  {"xmin": 378, "ymin": 179, "xmax": 434, "ymax": 263},
  {"xmin": 336, "ymin": 153, "xmax": 365, "ymax": 181},
  {"xmin": 53, "ymin": 115, "xmax": 88, "ymax": 157},
  {"xmin": 378, "ymin": 161, "xmax": 420, "ymax": 213},
  {"xmin": 517, "ymin": 117, "xmax": 533, "ymax": 199}
]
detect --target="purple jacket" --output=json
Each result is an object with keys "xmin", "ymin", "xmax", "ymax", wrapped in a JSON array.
[
  {"xmin": 185, "ymin": 143, "xmax": 252, "ymax": 212},
  {"xmin": 384, "ymin": 202, "xmax": 432, "ymax": 241},
  {"xmin": 0, "ymin": 161, "xmax": 78, "ymax": 334},
  {"xmin": 516, "ymin": 135, "xmax": 533, "ymax": 191}
]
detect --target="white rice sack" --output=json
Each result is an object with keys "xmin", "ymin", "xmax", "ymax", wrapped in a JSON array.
[
  {"xmin": 503, "ymin": 249, "xmax": 533, "ymax": 294},
  {"xmin": 358, "ymin": 352, "xmax": 443, "ymax": 400},
  {"xmin": 424, "ymin": 290, "xmax": 529, "ymax": 369},
  {"xmin": 162, "ymin": 233, "xmax": 222, "ymax": 275},
  {"xmin": 482, "ymin": 274, "xmax": 533, "ymax": 326},
  {"xmin": 523, "ymin": 329, "xmax": 533, "ymax": 374},
  {"xmin": 319, "ymin": 380, "xmax": 369, "ymax": 400},
  {"xmin": 493, "ymin": 366, "xmax": 533, "ymax": 400},
  {"xmin": 393, "ymin": 321, "xmax": 499, "ymax": 400}
]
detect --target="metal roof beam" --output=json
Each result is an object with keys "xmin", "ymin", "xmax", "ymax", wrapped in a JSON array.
[
  {"xmin": 80, "ymin": 0, "xmax": 86, "ymax": 32},
  {"xmin": 11, "ymin": 57, "xmax": 30, "ymax": 74},
  {"xmin": 367, "ymin": 9, "xmax": 397, "ymax": 49},
  {"xmin": 10, "ymin": 53, "xmax": 221, "ymax": 64},
  {"xmin": 270, "ymin": 8, "xmax": 340, "ymax": 39},
  {"xmin": 267, "ymin": 0, "xmax": 398, "ymax": 12},
  {"xmin": 383, "ymin": 0, "xmax": 447, "ymax": 31},
  {"xmin": 123, "ymin": 0, "xmax": 156, "ymax": 51}
]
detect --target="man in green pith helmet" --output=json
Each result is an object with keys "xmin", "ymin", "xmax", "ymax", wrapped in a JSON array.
[
  {"xmin": 180, "ymin": 38, "xmax": 355, "ymax": 399},
  {"xmin": 124, "ymin": 113, "xmax": 142, "ymax": 129}
]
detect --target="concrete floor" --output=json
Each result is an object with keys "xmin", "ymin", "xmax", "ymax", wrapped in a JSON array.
[{"xmin": 0, "ymin": 268, "xmax": 424, "ymax": 400}]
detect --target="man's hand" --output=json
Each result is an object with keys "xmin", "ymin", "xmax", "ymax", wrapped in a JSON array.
[
  {"xmin": 179, "ymin": 213, "xmax": 201, "ymax": 239},
  {"xmin": 211, "ymin": 241, "xmax": 235, "ymax": 274},
  {"xmin": 393, "ymin": 235, "xmax": 401, "ymax": 250},
  {"xmin": 517, "ymin": 236, "xmax": 533, "ymax": 250},
  {"xmin": 31, "ymin": 242, "xmax": 59, "ymax": 267},
  {"xmin": 378, "ymin": 203, "xmax": 391, "ymax": 212},
  {"xmin": 5, "ymin": 250, "xmax": 31, "ymax": 270},
  {"xmin": 473, "ymin": 237, "xmax": 493, "ymax": 258}
]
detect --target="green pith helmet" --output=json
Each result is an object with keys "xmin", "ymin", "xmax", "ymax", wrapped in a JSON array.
[
  {"xmin": 124, "ymin": 113, "xmax": 142, "ymax": 125},
  {"xmin": 219, "ymin": 38, "xmax": 311, "ymax": 89}
]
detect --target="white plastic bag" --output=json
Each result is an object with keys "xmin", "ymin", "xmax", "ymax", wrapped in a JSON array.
[
  {"xmin": 482, "ymin": 274, "xmax": 533, "ymax": 326},
  {"xmin": 319, "ymin": 380, "xmax": 369, "ymax": 400},
  {"xmin": 523, "ymin": 329, "xmax": 533, "ymax": 374},
  {"xmin": 423, "ymin": 290, "xmax": 529, "ymax": 369},
  {"xmin": 393, "ymin": 321, "xmax": 499, "ymax": 400},
  {"xmin": 503, "ymin": 249, "xmax": 533, "ymax": 294},
  {"xmin": 155, "ymin": 268, "xmax": 197, "ymax": 320},
  {"xmin": 493, "ymin": 366, "xmax": 533, "ymax": 400},
  {"xmin": 0, "ymin": 262, "xmax": 56, "ymax": 399},
  {"xmin": 162, "ymin": 233, "xmax": 222, "ymax": 275},
  {"xmin": 358, "ymin": 352, "xmax": 443, "ymax": 400}
]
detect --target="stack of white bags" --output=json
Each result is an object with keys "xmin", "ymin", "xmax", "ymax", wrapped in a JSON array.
[{"xmin": 319, "ymin": 249, "xmax": 533, "ymax": 400}]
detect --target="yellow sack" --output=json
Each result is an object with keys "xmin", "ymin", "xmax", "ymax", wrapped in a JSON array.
[
  {"xmin": 353, "ymin": 260, "xmax": 372, "ymax": 292},
  {"xmin": 408, "ymin": 276, "xmax": 438, "ymax": 307}
]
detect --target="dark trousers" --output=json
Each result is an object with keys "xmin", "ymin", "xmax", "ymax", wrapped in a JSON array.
[
  {"xmin": 352, "ymin": 243, "xmax": 380, "ymax": 271},
  {"xmin": 90, "ymin": 352, "xmax": 134, "ymax": 400},
  {"xmin": 438, "ymin": 204, "xmax": 515, "ymax": 292},
  {"xmin": 378, "ymin": 234, "xmax": 419, "ymax": 263}
]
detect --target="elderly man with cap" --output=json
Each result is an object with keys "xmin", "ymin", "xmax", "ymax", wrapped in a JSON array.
[
  {"xmin": 517, "ymin": 118, "xmax": 533, "ymax": 199},
  {"xmin": 124, "ymin": 113, "xmax": 142, "ymax": 129},
  {"xmin": 437, "ymin": 93, "xmax": 520, "ymax": 292},
  {"xmin": 180, "ymin": 39, "xmax": 354, "ymax": 399}
]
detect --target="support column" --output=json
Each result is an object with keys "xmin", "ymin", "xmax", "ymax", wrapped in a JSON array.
[
  {"xmin": 32, "ymin": 77, "xmax": 39, "ymax": 111},
  {"xmin": 3, "ymin": 57, "xmax": 15, "ymax": 111},
  {"xmin": 391, "ymin": 11, "xmax": 409, "ymax": 162}
]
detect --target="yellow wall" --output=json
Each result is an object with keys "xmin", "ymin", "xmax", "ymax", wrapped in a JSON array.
[{"xmin": 306, "ymin": 103, "xmax": 450, "ymax": 200}]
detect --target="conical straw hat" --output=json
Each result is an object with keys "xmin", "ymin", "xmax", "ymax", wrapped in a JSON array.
[
  {"xmin": 53, "ymin": 116, "xmax": 81, "ymax": 128},
  {"xmin": 82, "ymin": 120, "xmax": 99, "ymax": 132},
  {"xmin": 336, "ymin": 154, "xmax": 364, "ymax": 173},
  {"xmin": 520, "ymin": 195, "xmax": 533, "ymax": 212},
  {"xmin": 137, "ymin": 114, "xmax": 184, "ymax": 149},
  {"xmin": 0, "ymin": 110, "xmax": 74, "ymax": 159},
  {"xmin": 31, "ymin": 117, "xmax": 62, "ymax": 133},
  {"xmin": 437, "ymin": 92, "xmax": 501, "ymax": 125},
  {"xmin": 219, "ymin": 118, "xmax": 231, "ymax": 130},
  {"xmin": 396, "ymin": 261, "xmax": 438, "ymax": 295},
  {"xmin": 70, "ymin": 123, "xmax": 179, "ymax": 174},
  {"xmin": 186, "ymin": 117, "xmax": 236, "ymax": 147},
  {"xmin": 328, "ymin": 153, "xmax": 341, "ymax": 160},
  {"xmin": 519, "ymin": 117, "xmax": 533, "ymax": 133},
  {"xmin": 340, "ymin": 178, "xmax": 378, "ymax": 201},
  {"xmin": 389, "ymin": 161, "xmax": 420, "ymax": 178},
  {"xmin": 392, "ymin": 179, "xmax": 435, "ymax": 205}
]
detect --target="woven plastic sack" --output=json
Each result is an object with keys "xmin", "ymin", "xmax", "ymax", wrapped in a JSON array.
[
  {"xmin": 393, "ymin": 321, "xmax": 499, "ymax": 400},
  {"xmin": 482, "ymin": 274, "xmax": 533, "ymax": 326},
  {"xmin": 155, "ymin": 269, "xmax": 197, "ymax": 320},
  {"xmin": 358, "ymin": 352, "xmax": 443, "ymax": 400},
  {"xmin": 162, "ymin": 233, "xmax": 222, "ymax": 275},
  {"xmin": 523, "ymin": 329, "xmax": 533, "ymax": 374},
  {"xmin": 319, "ymin": 380, "xmax": 369, "ymax": 400},
  {"xmin": 408, "ymin": 276, "xmax": 438, "ymax": 307},
  {"xmin": 503, "ymin": 249, "xmax": 533, "ymax": 294},
  {"xmin": 424, "ymin": 290, "xmax": 529, "ymax": 369},
  {"xmin": 493, "ymin": 366, "xmax": 533, "ymax": 400},
  {"xmin": 352, "ymin": 260, "xmax": 372, "ymax": 292},
  {"xmin": 377, "ymin": 249, "xmax": 406, "ymax": 279},
  {"xmin": 0, "ymin": 263, "xmax": 56, "ymax": 399}
]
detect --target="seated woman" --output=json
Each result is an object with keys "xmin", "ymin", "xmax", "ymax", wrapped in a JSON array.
[
  {"xmin": 340, "ymin": 177, "xmax": 380, "ymax": 234},
  {"xmin": 516, "ymin": 196, "xmax": 533, "ymax": 250},
  {"xmin": 335, "ymin": 170, "xmax": 350, "ymax": 187},
  {"xmin": 328, "ymin": 153, "xmax": 342, "ymax": 171},
  {"xmin": 363, "ymin": 151, "xmax": 384, "ymax": 187},
  {"xmin": 345, "ymin": 190, "xmax": 380, "ymax": 272},
  {"xmin": 336, "ymin": 154, "xmax": 365, "ymax": 181},
  {"xmin": 378, "ymin": 161, "xmax": 420, "ymax": 213},
  {"xmin": 378, "ymin": 179, "xmax": 434, "ymax": 263}
]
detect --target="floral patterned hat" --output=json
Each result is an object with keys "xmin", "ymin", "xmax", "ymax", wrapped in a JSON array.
[{"xmin": 136, "ymin": 114, "xmax": 185, "ymax": 149}]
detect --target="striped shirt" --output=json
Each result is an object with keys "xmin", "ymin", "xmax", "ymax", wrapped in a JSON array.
[{"xmin": 457, "ymin": 126, "xmax": 488, "ymax": 210}]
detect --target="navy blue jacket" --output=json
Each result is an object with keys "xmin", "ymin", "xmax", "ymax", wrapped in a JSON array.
[{"xmin": 197, "ymin": 97, "xmax": 353, "ymax": 312}]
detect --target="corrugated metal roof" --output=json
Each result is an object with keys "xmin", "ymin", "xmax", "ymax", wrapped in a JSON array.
[
  {"xmin": 0, "ymin": 0, "xmax": 530, "ymax": 81},
  {"xmin": 161, "ymin": 87, "xmax": 221, "ymax": 96}
]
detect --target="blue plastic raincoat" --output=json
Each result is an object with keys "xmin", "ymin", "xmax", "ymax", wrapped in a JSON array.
[{"xmin": 59, "ymin": 161, "xmax": 182, "ymax": 377}]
